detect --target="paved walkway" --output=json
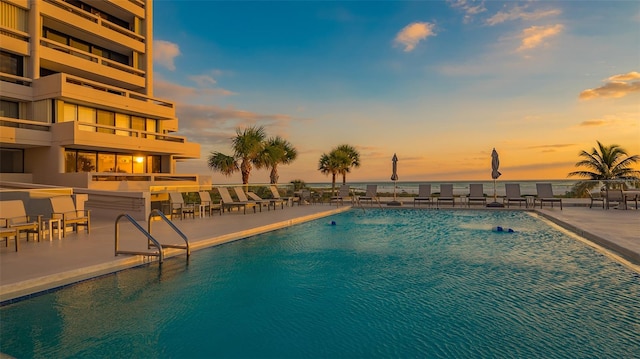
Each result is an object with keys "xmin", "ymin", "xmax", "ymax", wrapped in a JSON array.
[{"xmin": 1, "ymin": 203, "xmax": 638, "ymax": 303}]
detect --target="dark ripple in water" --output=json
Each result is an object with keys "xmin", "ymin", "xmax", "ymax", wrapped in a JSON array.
[{"xmin": 1, "ymin": 210, "xmax": 639, "ymax": 358}]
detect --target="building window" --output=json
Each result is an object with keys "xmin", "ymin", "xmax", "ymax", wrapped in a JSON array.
[
  {"xmin": 43, "ymin": 27, "xmax": 130, "ymax": 66},
  {"xmin": 0, "ymin": 100, "xmax": 19, "ymax": 119},
  {"xmin": 65, "ymin": 149, "xmax": 161, "ymax": 174},
  {"xmin": 117, "ymin": 154, "xmax": 133, "ymax": 173},
  {"xmin": 97, "ymin": 153, "xmax": 115, "ymax": 172},
  {"xmin": 0, "ymin": 51, "xmax": 24, "ymax": 77},
  {"xmin": 148, "ymin": 155, "xmax": 161, "ymax": 173},
  {"xmin": 77, "ymin": 151, "xmax": 97, "ymax": 172},
  {"xmin": 0, "ymin": 148, "xmax": 24, "ymax": 173},
  {"xmin": 97, "ymin": 109, "xmax": 115, "ymax": 134}
]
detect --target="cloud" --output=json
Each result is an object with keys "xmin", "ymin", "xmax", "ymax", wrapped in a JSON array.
[
  {"xmin": 527, "ymin": 144, "xmax": 575, "ymax": 149},
  {"xmin": 517, "ymin": 24, "xmax": 563, "ymax": 52},
  {"xmin": 394, "ymin": 22, "xmax": 436, "ymax": 52},
  {"xmin": 486, "ymin": 5, "xmax": 561, "ymax": 26},
  {"xmin": 153, "ymin": 40, "xmax": 181, "ymax": 71},
  {"xmin": 579, "ymin": 71, "xmax": 640, "ymax": 99},
  {"xmin": 448, "ymin": 0, "xmax": 486, "ymax": 23},
  {"xmin": 154, "ymin": 78, "xmax": 236, "ymax": 103}
]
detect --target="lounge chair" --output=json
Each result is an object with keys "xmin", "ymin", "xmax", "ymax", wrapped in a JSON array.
[
  {"xmin": 437, "ymin": 184, "xmax": 455, "ymax": 208},
  {"xmin": 218, "ymin": 187, "xmax": 257, "ymax": 214},
  {"xmin": 247, "ymin": 191, "xmax": 277, "ymax": 210},
  {"xmin": 605, "ymin": 189, "xmax": 626, "ymax": 210},
  {"xmin": 234, "ymin": 187, "xmax": 264, "ymax": 212},
  {"xmin": 169, "ymin": 192, "xmax": 196, "ymax": 220},
  {"xmin": 588, "ymin": 190, "xmax": 605, "ymax": 209},
  {"xmin": 414, "ymin": 184, "xmax": 433, "ymax": 207},
  {"xmin": 535, "ymin": 183, "xmax": 562, "ymax": 210},
  {"xmin": 0, "ymin": 200, "xmax": 41, "ymax": 242},
  {"xmin": 624, "ymin": 190, "xmax": 639, "ymax": 210},
  {"xmin": 358, "ymin": 185, "xmax": 381, "ymax": 207},
  {"xmin": 331, "ymin": 185, "xmax": 351, "ymax": 206},
  {"xmin": 467, "ymin": 183, "xmax": 486, "ymax": 207},
  {"xmin": 50, "ymin": 196, "xmax": 91, "ymax": 236},
  {"xmin": 269, "ymin": 185, "xmax": 294, "ymax": 206},
  {"xmin": 504, "ymin": 183, "xmax": 527, "ymax": 208},
  {"xmin": 198, "ymin": 191, "xmax": 222, "ymax": 216},
  {"xmin": 250, "ymin": 190, "xmax": 285, "ymax": 210}
]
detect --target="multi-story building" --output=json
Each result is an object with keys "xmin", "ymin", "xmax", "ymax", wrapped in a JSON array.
[{"xmin": 0, "ymin": 0, "xmax": 201, "ymax": 193}]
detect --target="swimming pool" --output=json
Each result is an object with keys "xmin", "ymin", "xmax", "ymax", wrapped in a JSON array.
[{"xmin": 1, "ymin": 210, "xmax": 639, "ymax": 358}]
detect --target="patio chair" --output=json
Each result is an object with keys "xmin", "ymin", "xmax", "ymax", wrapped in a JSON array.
[
  {"xmin": 605, "ymin": 189, "xmax": 626, "ymax": 210},
  {"xmin": 330, "ymin": 185, "xmax": 351, "ymax": 206},
  {"xmin": 504, "ymin": 183, "xmax": 527, "ymax": 208},
  {"xmin": 234, "ymin": 187, "xmax": 265, "ymax": 212},
  {"xmin": 358, "ymin": 185, "xmax": 381, "ymax": 207},
  {"xmin": 467, "ymin": 183, "xmax": 486, "ymax": 207},
  {"xmin": 414, "ymin": 184, "xmax": 433, "ymax": 207},
  {"xmin": 0, "ymin": 227, "xmax": 19, "ymax": 252},
  {"xmin": 437, "ymin": 184, "xmax": 455, "ymax": 208},
  {"xmin": 247, "ymin": 191, "xmax": 277, "ymax": 210},
  {"xmin": 294, "ymin": 189, "xmax": 312, "ymax": 206},
  {"xmin": 269, "ymin": 185, "xmax": 294, "ymax": 207},
  {"xmin": 50, "ymin": 196, "xmax": 91, "ymax": 237},
  {"xmin": 218, "ymin": 187, "xmax": 257, "ymax": 214},
  {"xmin": 588, "ymin": 190, "xmax": 605, "ymax": 209},
  {"xmin": 624, "ymin": 190, "xmax": 639, "ymax": 210},
  {"xmin": 535, "ymin": 183, "xmax": 563, "ymax": 210},
  {"xmin": 169, "ymin": 192, "xmax": 196, "ymax": 220},
  {"xmin": 0, "ymin": 200, "xmax": 41, "ymax": 242},
  {"xmin": 198, "ymin": 191, "xmax": 222, "ymax": 216},
  {"xmin": 254, "ymin": 189, "xmax": 285, "ymax": 209}
]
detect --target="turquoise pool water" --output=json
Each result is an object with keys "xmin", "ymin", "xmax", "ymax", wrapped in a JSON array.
[{"xmin": 1, "ymin": 210, "xmax": 639, "ymax": 358}]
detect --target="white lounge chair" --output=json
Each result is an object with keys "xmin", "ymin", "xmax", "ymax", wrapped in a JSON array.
[
  {"xmin": 504, "ymin": 184, "xmax": 527, "ymax": 208},
  {"xmin": 437, "ymin": 184, "xmax": 455, "ymax": 208},
  {"xmin": 247, "ymin": 191, "xmax": 277, "ymax": 210},
  {"xmin": 467, "ymin": 183, "xmax": 486, "ymax": 207},
  {"xmin": 358, "ymin": 185, "xmax": 381, "ymax": 207},
  {"xmin": 269, "ymin": 185, "xmax": 293, "ymax": 207},
  {"xmin": 331, "ymin": 185, "xmax": 351, "ymax": 206},
  {"xmin": 234, "ymin": 187, "xmax": 266, "ymax": 212},
  {"xmin": 535, "ymin": 183, "xmax": 562, "ymax": 210},
  {"xmin": 414, "ymin": 184, "xmax": 433, "ymax": 207},
  {"xmin": 169, "ymin": 192, "xmax": 196, "ymax": 220},
  {"xmin": 218, "ymin": 187, "xmax": 257, "ymax": 214},
  {"xmin": 50, "ymin": 196, "xmax": 91, "ymax": 236}
]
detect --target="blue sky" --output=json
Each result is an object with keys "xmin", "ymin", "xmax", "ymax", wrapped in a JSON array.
[{"xmin": 152, "ymin": 0, "xmax": 640, "ymax": 184}]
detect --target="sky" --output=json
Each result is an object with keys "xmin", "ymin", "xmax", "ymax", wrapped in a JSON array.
[{"xmin": 152, "ymin": 0, "xmax": 640, "ymax": 184}]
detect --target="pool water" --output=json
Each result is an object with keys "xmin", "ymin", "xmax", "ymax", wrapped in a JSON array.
[{"xmin": 1, "ymin": 210, "xmax": 639, "ymax": 358}]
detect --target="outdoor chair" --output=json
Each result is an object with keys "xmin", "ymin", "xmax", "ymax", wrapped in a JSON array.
[
  {"xmin": 588, "ymin": 190, "xmax": 605, "ymax": 209},
  {"xmin": 169, "ymin": 192, "xmax": 196, "ymax": 220},
  {"xmin": 414, "ymin": 184, "xmax": 433, "ymax": 207},
  {"xmin": 295, "ymin": 189, "xmax": 312, "ymax": 206},
  {"xmin": 504, "ymin": 183, "xmax": 527, "ymax": 208},
  {"xmin": 624, "ymin": 190, "xmax": 639, "ymax": 210},
  {"xmin": 0, "ymin": 200, "xmax": 42, "ymax": 243},
  {"xmin": 437, "ymin": 184, "xmax": 455, "ymax": 208},
  {"xmin": 467, "ymin": 183, "xmax": 486, "ymax": 207},
  {"xmin": 0, "ymin": 227, "xmax": 19, "ymax": 252},
  {"xmin": 358, "ymin": 185, "xmax": 381, "ymax": 207},
  {"xmin": 330, "ymin": 185, "xmax": 351, "ymax": 206},
  {"xmin": 50, "ymin": 196, "xmax": 91, "ymax": 237},
  {"xmin": 605, "ymin": 189, "xmax": 626, "ymax": 210},
  {"xmin": 198, "ymin": 191, "xmax": 222, "ymax": 216},
  {"xmin": 535, "ymin": 183, "xmax": 562, "ymax": 210},
  {"xmin": 247, "ymin": 191, "xmax": 278, "ymax": 210},
  {"xmin": 234, "ymin": 187, "xmax": 265, "ymax": 212},
  {"xmin": 218, "ymin": 187, "xmax": 257, "ymax": 214},
  {"xmin": 269, "ymin": 185, "xmax": 294, "ymax": 207}
]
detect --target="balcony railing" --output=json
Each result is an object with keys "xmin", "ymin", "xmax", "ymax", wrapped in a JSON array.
[
  {"xmin": 76, "ymin": 122, "xmax": 186, "ymax": 143},
  {"xmin": 0, "ymin": 24, "xmax": 30, "ymax": 41},
  {"xmin": 0, "ymin": 72, "xmax": 32, "ymax": 86},
  {"xmin": 0, "ymin": 117, "xmax": 51, "ymax": 131},
  {"xmin": 44, "ymin": 0, "xmax": 145, "ymax": 42},
  {"xmin": 91, "ymin": 173, "xmax": 198, "ymax": 182}
]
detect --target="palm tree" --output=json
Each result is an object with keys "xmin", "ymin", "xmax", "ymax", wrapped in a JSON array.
[
  {"xmin": 256, "ymin": 136, "xmax": 298, "ymax": 184},
  {"xmin": 232, "ymin": 126, "xmax": 266, "ymax": 184},
  {"xmin": 568, "ymin": 141, "xmax": 640, "ymax": 193},
  {"xmin": 207, "ymin": 152, "xmax": 239, "ymax": 177},
  {"xmin": 318, "ymin": 150, "xmax": 350, "ymax": 195},
  {"xmin": 335, "ymin": 144, "xmax": 360, "ymax": 184}
]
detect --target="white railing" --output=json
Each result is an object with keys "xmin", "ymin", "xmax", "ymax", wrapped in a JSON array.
[
  {"xmin": 0, "ymin": 117, "xmax": 51, "ymax": 131},
  {"xmin": 0, "ymin": 72, "xmax": 32, "ymax": 86},
  {"xmin": 76, "ymin": 122, "xmax": 185, "ymax": 143}
]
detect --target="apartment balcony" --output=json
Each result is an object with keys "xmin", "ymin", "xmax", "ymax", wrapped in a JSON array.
[
  {"xmin": 0, "ymin": 117, "xmax": 52, "ymax": 148},
  {"xmin": 39, "ymin": 39, "xmax": 145, "ymax": 91},
  {"xmin": 0, "ymin": 25, "xmax": 30, "ymax": 56},
  {"xmin": 51, "ymin": 121, "xmax": 200, "ymax": 159},
  {"xmin": 33, "ymin": 73, "xmax": 174, "ymax": 120},
  {"xmin": 0, "ymin": 74, "xmax": 33, "ymax": 100},
  {"xmin": 41, "ymin": 0, "xmax": 145, "ymax": 53}
]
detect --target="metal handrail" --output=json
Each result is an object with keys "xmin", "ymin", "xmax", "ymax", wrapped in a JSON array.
[
  {"xmin": 148, "ymin": 210, "xmax": 190, "ymax": 257},
  {"xmin": 115, "ymin": 213, "xmax": 164, "ymax": 263}
]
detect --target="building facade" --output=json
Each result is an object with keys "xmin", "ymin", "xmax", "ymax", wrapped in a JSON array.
[{"xmin": 0, "ymin": 0, "xmax": 201, "ymax": 191}]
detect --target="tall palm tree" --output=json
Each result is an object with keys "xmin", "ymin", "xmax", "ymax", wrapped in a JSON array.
[
  {"xmin": 232, "ymin": 126, "xmax": 266, "ymax": 184},
  {"xmin": 256, "ymin": 136, "xmax": 298, "ymax": 184},
  {"xmin": 207, "ymin": 152, "xmax": 239, "ymax": 177},
  {"xmin": 568, "ymin": 141, "xmax": 640, "ymax": 192},
  {"xmin": 335, "ymin": 144, "xmax": 360, "ymax": 184},
  {"xmin": 318, "ymin": 150, "xmax": 350, "ymax": 195}
]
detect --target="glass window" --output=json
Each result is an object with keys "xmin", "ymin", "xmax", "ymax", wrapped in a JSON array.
[
  {"xmin": 0, "ymin": 148, "xmax": 24, "ymax": 173},
  {"xmin": 43, "ymin": 28, "xmax": 68, "ymax": 45},
  {"xmin": 69, "ymin": 38, "xmax": 90, "ymax": 53},
  {"xmin": 133, "ymin": 155, "xmax": 145, "ymax": 173},
  {"xmin": 116, "ymin": 155, "xmax": 133, "ymax": 173},
  {"xmin": 147, "ymin": 155, "xmax": 161, "ymax": 173},
  {"xmin": 98, "ymin": 153, "xmax": 115, "ymax": 172},
  {"xmin": 146, "ymin": 118, "xmax": 156, "ymax": 139},
  {"xmin": 131, "ymin": 116, "xmax": 145, "ymax": 137},
  {"xmin": 62, "ymin": 103, "xmax": 77, "ymax": 122},
  {"xmin": 77, "ymin": 151, "xmax": 97, "ymax": 172},
  {"xmin": 78, "ymin": 106, "xmax": 96, "ymax": 132},
  {"xmin": 115, "ymin": 113, "xmax": 130, "ymax": 136},
  {"xmin": 0, "ymin": 100, "xmax": 19, "ymax": 119},
  {"xmin": 0, "ymin": 51, "xmax": 23, "ymax": 77},
  {"xmin": 97, "ymin": 110, "xmax": 115, "ymax": 134},
  {"xmin": 64, "ymin": 149, "xmax": 77, "ymax": 172}
]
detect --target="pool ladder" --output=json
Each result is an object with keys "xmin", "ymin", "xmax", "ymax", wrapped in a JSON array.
[{"xmin": 115, "ymin": 209, "xmax": 190, "ymax": 264}]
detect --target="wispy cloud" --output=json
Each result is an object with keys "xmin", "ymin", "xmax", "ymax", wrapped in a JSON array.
[
  {"xmin": 394, "ymin": 22, "xmax": 436, "ymax": 52},
  {"xmin": 517, "ymin": 24, "xmax": 563, "ymax": 52},
  {"xmin": 153, "ymin": 40, "xmax": 181, "ymax": 71},
  {"xmin": 579, "ymin": 71, "xmax": 640, "ymax": 99},
  {"xmin": 576, "ymin": 113, "xmax": 639, "ymax": 127},
  {"xmin": 486, "ymin": 5, "xmax": 561, "ymax": 26},
  {"xmin": 154, "ymin": 78, "xmax": 236, "ymax": 103},
  {"xmin": 527, "ymin": 144, "xmax": 575, "ymax": 152},
  {"xmin": 448, "ymin": 0, "xmax": 486, "ymax": 23}
]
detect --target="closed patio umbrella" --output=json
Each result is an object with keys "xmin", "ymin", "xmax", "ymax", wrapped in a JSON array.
[
  {"xmin": 488, "ymin": 148, "xmax": 504, "ymax": 207},
  {"xmin": 389, "ymin": 154, "xmax": 401, "ymax": 206}
]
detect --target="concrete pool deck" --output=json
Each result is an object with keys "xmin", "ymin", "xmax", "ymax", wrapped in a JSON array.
[{"xmin": 1, "ymin": 202, "xmax": 638, "ymax": 303}]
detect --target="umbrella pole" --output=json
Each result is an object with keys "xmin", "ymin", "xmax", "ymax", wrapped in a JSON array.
[{"xmin": 493, "ymin": 179, "xmax": 496, "ymax": 202}]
